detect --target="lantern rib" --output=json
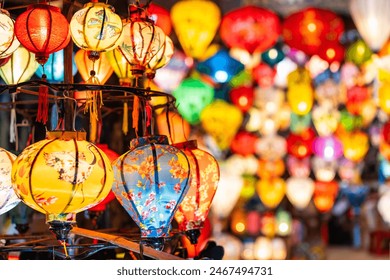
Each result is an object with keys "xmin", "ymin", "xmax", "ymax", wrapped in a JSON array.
[
  {"xmin": 89, "ymin": 144, "xmax": 108, "ymax": 200},
  {"xmin": 151, "ymin": 143, "xmax": 160, "ymax": 196},
  {"xmin": 42, "ymin": 7, "xmax": 52, "ymax": 61}
]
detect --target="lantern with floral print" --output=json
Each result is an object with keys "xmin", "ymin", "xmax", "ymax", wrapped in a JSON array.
[
  {"xmin": 111, "ymin": 135, "xmax": 190, "ymax": 250},
  {"xmin": 173, "ymin": 140, "xmax": 220, "ymax": 244},
  {"xmin": 0, "ymin": 148, "xmax": 20, "ymax": 216},
  {"xmin": 11, "ymin": 131, "xmax": 114, "ymax": 242},
  {"xmin": 0, "ymin": 8, "xmax": 20, "ymax": 59}
]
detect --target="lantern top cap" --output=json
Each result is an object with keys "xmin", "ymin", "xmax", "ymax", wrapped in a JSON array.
[
  {"xmin": 46, "ymin": 131, "xmax": 87, "ymax": 141},
  {"xmin": 83, "ymin": 1, "xmax": 116, "ymax": 12},
  {"xmin": 26, "ymin": 3, "xmax": 61, "ymax": 12},
  {"xmin": 0, "ymin": 8, "xmax": 10, "ymax": 16},
  {"xmin": 129, "ymin": 135, "xmax": 169, "ymax": 150}
]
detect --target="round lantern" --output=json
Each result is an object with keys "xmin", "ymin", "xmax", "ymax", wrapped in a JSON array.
[
  {"xmin": 346, "ymin": 85, "xmax": 370, "ymax": 116},
  {"xmin": 0, "ymin": 148, "xmax": 20, "ymax": 216},
  {"xmin": 286, "ymin": 176, "xmax": 315, "ymax": 210},
  {"xmin": 171, "ymin": 0, "xmax": 221, "ymax": 59},
  {"xmin": 15, "ymin": 3, "xmax": 70, "ymax": 65},
  {"xmin": 0, "ymin": 46, "xmax": 39, "ymax": 84},
  {"xmin": 145, "ymin": 3, "xmax": 172, "ymax": 36},
  {"xmin": 313, "ymin": 180, "xmax": 339, "ymax": 213},
  {"xmin": 230, "ymin": 131, "xmax": 258, "ymax": 156},
  {"xmin": 173, "ymin": 77, "xmax": 215, "ymax": 125},
  {"xmin": 173, "ymin": 140, "xmax": 220, "ymax": 244},
  {"xmin": 156, "ymin": 110, "xmax": 191, "ymax": 144},
  {"xmin": 313, "ymin": 135, "xmax": 343, "ymax": 161},
  {"xmin": 0, "ymin": 9, "xmax": 20, "ymax": 59},
  {"xmin": 105, "ymin": 47, "xmax": 134, "ymax": 85},
  {"xmin": 346, "ymin": 40, "xmax": 372, "ymax": 66},
  {"xmin": 286, "ymin": 128, "xmax": 316, "ymax": 159},
  {"xmin": 111, "ymin": 135, "xmax": 190, "ymax": 250},
  {"xmin": 70, "ymin": 0, "xmax": 123, "ymax": 60},
  {"xmin": 145, "ymin": 35, "xmax": 174, "ymax": 80},
  {"xmin": 229, "ymin": 85, "xmax": 254, "ymax": 112},
  {"xmin": 317, "ymin": 41, "xmax": 345, "ymax": 64},
  {"xmin": 339, "ymin": 130, "xmax": 369, "ymax": 162},
  {"xmin": 11, "ymin": 131, "xmax": 114, "ymax": 241},
  {"xmin": 220, "ymin": 5, "xmax": 281, "ymax": 55},
  {"xmin": 256, "ymin": 177, "xmax": 286, "ymax": 209},
  {"xmin": 287, "ymin": 83, "xmax": 314, "ymax": 116}
]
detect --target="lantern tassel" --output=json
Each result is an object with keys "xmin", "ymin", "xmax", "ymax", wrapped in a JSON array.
[
  {"xmin": 123, "ymin": 101, "xmax": 129, "ymax": 135},
  {"xmin": 36, "ymin": 75, "xmax": 49, "ymax": 124},
  {"xmin": 10, "ymin": 93, "xmax": 16, "ymax": 143},
  {"xmin": 132, "ymin": 95, "xmax": 140, "ymax": 136}
]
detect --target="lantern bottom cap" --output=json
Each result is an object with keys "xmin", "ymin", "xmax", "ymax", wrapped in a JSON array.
[
  {"xmin": 185, "ymin": 229, "xmax": 201, "ymax": 245},
  {"xmin": 48, "ymin": 220, "xmax": 74, "ymax": 241},
  {"xmin": 141, "ymin": 237, "xmax": 165, "ymax": 251}
]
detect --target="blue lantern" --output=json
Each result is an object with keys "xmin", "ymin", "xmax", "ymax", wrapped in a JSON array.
[
  {"xmin": 112, "ymin": 135, "xmax": 190, "ymax": 250},
  {"xmin": 196, "ymin": 49, "xmax": 244, "ymax": 84}
]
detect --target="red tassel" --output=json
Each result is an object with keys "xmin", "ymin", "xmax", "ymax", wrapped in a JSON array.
[
  {"xmin": 132, "ymin": 96, "xmax": 140, "ymax": 135},
  {"xmin": 36, "ymin": 82, "xmax": 49, "ymax": 124},
  {"xmin": 146, "ymin": 101, "xmax": 152, "ymax": 128}
]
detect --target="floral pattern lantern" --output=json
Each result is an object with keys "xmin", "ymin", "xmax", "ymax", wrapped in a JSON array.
[
  {"xmin": 0, "ymin": 9, "xmax": 20, "ymax": 59},
  {"xmin": 0, "ymin": 148, "xmax": 20, "ymax": 216},
  {"xmin": 173, "ymin": 140, "xmax": 220, "ymax": 244},
  {"xmin": 11, "ymin": 131, "xmax": 114, "ymax": 242},
  {"xmin": 112, "ymin": 135, "xmax": 190, "ymax": 250}
]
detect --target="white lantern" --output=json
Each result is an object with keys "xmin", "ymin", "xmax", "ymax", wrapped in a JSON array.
[
  {"xmin": 286, "ymin": 176, "xmax": 315, "ymax": 210},
  {"xmin": 254, "ymin": 236, "xmax": 273, "ymax": 260},
  {"xmin": 378, "ymin": 190, "xmax": 390, "ymax": 224},
  {"xmin": 0, "ymin": 148, "xmax": 20, "ymax": 215}
]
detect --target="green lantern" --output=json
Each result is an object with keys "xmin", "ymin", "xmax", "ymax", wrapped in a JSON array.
[
  {"xmin": 173, "ymin": 76, "xmax": 214, "ymax": 124},
  {"xmin": 346, "ymin": 40, "xmax": 373, "ymax": 67}
]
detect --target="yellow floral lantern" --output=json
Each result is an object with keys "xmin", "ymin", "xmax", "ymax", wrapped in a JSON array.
[{"xmin": 11, "ymin": 131, "xmax": 114, "ymax": 242}]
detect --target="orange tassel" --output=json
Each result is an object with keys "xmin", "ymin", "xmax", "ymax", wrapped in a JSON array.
[
  {"xmin": 123, "ymin": 101, "xmax": 128, "ymax": 135},
  {"xmin": 132, "ymin": 96, "xmax": 140, "ymax": 135}
]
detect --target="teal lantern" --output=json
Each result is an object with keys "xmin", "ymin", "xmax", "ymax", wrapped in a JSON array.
[
  {"xmin": 112, "ymin": 135, "xmax": 190, "ymax": 250},
  {"xmin": 173, "ymin": 77, "xmax": 214, "ymax": 124},
  {"xmin": 261, "ymin": 45, "xmax": 285, "ymax": 67}
]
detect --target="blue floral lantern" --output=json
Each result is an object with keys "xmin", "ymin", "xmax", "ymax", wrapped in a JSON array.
[{"xmin": 112, "ymin": 135, "xmax": 190, "ymax": 250}]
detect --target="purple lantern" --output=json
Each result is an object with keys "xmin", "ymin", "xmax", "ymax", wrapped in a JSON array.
[{"xmin": 313, "ymin": 135, "xmax": 343, "ymax": 161}]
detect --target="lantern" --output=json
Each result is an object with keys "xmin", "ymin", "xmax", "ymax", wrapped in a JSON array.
[
  {"xmin": 0, "ymin": 148, "xmax": 20, "ymax": 216},
  {"xmin": 349, "ymin": 0, "xmax": 390, "ymax": 52},
  {"xmin": 290, "ymin": 112, "xmax": 312, "ymax": 134},
  {"xmin": 338, "ymin": 157, "xmax": 364, "ymax": 183},
  {"xmin": 105, "ymin": 47, "xmax": 134, "ymax": 85},
  {"xmin": 112, "ymin": 135, "xmax": 190, "ymax": 250},
  {"xmin": 346, "ymin": 40, "xmax": 373, "ymax": 66},
  {"xmin": 254, "ymin": 236, "xmax": 273, "ymax": 260},
  {"xmin": 220, "ymin": 5, "xmax": 281, "ymax": 55},
  {"xmin": 317, "ymin": 41, "xmax": 345, "ymax": 64},
  {"xmin": 271, "ymin": 238, "xmax": 288, "ymax": 260},
  {"xmin": 0, "ymin": 9, "xmax": 20, "ymax": 59},
  {"xmin": 286, "ymin": 155, "xmax": 311, "ymax": 178},
  {"xmin": 286, "ymin": 128, "xmax": 316, "ymax": 159},
  {"xmin": 257, "ymin": 159, "xmax": 285, "ymax": 179},
  {"xmin": 252, "ymin": 62, "xmax": 276, "ymax": 88},
  {"xmin": 230, "ymin": 206, "xmax": 247, "ymax": 236},
  {"xmin": 346, "ymin": 85, "xmax": 371, "ymax": 116},
  {"xmin": 339, "ymin": 130, "xmax": 369, "ymax": 162},
  {"xmin": 173, "ymin": 140, "xmax": 220, "ymax": 244},
  {"xmin": 146, "ymin": 3, "xmax": 172, "ymax": 36},
  {"xmin": 0, "ymin": 46, "xmax": 38, "ymax": 84},
  {"xmin": 145, "ymin": 35, "xmax": 174, "ymax": 80},
  {"xmin": 173, "ymin": 77, "xmax": 214, "ymax": 125},
  {"xmin": 246, "ymin": 210, "xmax": 262, "ymax": 236},
  {"xmin": 171, "ymin": 0, "xmax": 221, "ymax": 59},
  {"xmin": 209, "ymin": 232, "xmax": 243, "ymax": 260},
  {"xmin": 70, "ymin": 0, "xmax": 123, "ymax": 58},
  {"xmin": 377, "ymin": 190, "xmax": 390, "ymax": 224},
  {"xmin": 313, "ymin": 135, "xmax": 343, "ymax": 161},
  {"xmin": 312, "ymin": 156, "xmax": 338, "ymax": 182},
  {"xmin": 379, "ymin": 81, "xmax": 390, "ymax": 114},
  {"xmin": 255, "ymin": 134, "xmax": 287, "ymax": 161},
  {"xmin": 287, "ymin": 82, "xmax": 314, "ymax": 116},
  {"xmin": 262, "ymin": 45, "xmax": 285, "ymax": 67},
  {"xmin": 276, "ymin": 210, "xmax": 292, "ymax": 236},
  {"xmin": 261, "ymin": 212, "xmax": 277, "ymax": 237},
  {"xmin": 313, "ymin": 180, "xmax": 339, "ymax": 213},
  {"xmin": 256, "ymin": 177, "xmax": 286, "ymax": 209},
  {"xmin": 224, "ymin": 154, "xmax": 258, "ymax": 176},
  {"xmin": 229, "ymin": 85, "xmax": 254, "ymax": 112},
  {"xmin": 312, "ymin": 104, "xmax": 340, "ymax": 136},
  {"xmin": 156, "ymin": 110, "xmax": 191, "ymax": 144},
  {"xmin": 286, "ymin": 176, "xmax": 315, "ymax": 210},
  {"xmin": 230, "ymin": 131, "xmax": 258, "ymax": 156},
  {"xmin": 11, "ymin": 131, "xmax": 114, "ymax": 241}
]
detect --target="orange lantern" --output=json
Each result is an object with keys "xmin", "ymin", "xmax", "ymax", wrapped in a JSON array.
[
  {"xmin": 256, "ymin": 177, "xmax": 286, "ymax": 209},
  {"xmin": 257, "ymin": 159, "xmax": 285, "ymax": 179},
  {"xmin": 313, "ymin": 180, "xmax": 339, "ymax": 213},
  {"xmin": 156, "ymin": 110, "xmax": 191, "ymax": 144},
  {"xmin": 173, "ymin": 140, "xmax": 220, "ymax": 244},
  {"xmin": 339, "ymin": 130, "xmax": 369, "ymax": 162}
]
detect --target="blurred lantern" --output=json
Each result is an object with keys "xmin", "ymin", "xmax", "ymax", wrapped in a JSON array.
[
  {"xmin": 0, "ymin": 148, "xmax": 20, "ymax": 216},
  {"xmin": 346, "ymin": 85, "xmax": 371, "ymax": 116},
  {"xmin": 318, "ymin": 41, "xmax": 345, "ymax": 64},
  {"xmin": 246, "ymin": 210, "xmax": 262, "ymax": 236},
  {"xmin": 340, "ymin": 62, "xmax": 360, "ymax": 89},
  {"xmin": 75, "ymin": 49, "xmax": 114, "ymax": 84},
  {"xmin": 261, "ymin": 212, "xmax": 276, "ymax": 237},
  {"xmin": 287, "ymin": 67, "xmax": 311, "ymax": 85},
  {"xmin": 220, "ymin": 5, "xmax": 281, "ymax": 55},
  {"xmin": 286, "ymin": 176, "xmax": 315, "ymax": 210},
  {"xmin": 257, "ymin": 158, "xmax": 285, "ymax": 179},
  {"xmin": 339, "ymin": 109, "xmax": 363, "ymax": 132},
  {"xmin": 286, "ymin": 47, "xmax": 309, "ymax": 66},
  {"xmin": 276, "ymin": 210, "xmax": 292, "ymax": 236},
  {"xmin": 339, "ymin": 130, "xmax": 369, "ymax": 162},
  {"xmin": 200, "ymin": 100, "xmax": 243, "ymax": 151},
  {"xmin": 240, "ymin": 175, "xmax": 257, "ymax": 201},
  {"xmin": 315, "ymin": 79, "xmax": 341, "ymax": 107},
  {"xmin": 196, "ymin": 49, "xmax": 244, "ymax": 84},
  {"xmin": 255, "ymin": 134, "xmax": 287, "ymax": 161},
  {"xmin": 287, "ymin": 82, "xmax": 314, "ymax": 116},
  {"xmin": 338, "ymin": 157, "xmax": 364, "ymax": 183},
  {"xmin": 286, "ymin": 155, "xmax": 311, "ymax": 178},
  {"xmin": 245, "ymin": 107, "xmax": 263, "ymax": 132},
  {"xmin": 382, "ymin": 120, "xmax": 390, "ymax": 143},
  {"xmin": 312, "ymin": 104, "xmax": 340, "ymax": 136},
  {"xmin": 274, "ymin": 56, "xmax": 298, "ymax": 88},
  {"xmin": 173, "ymin": 140, "xmax": 220, "ymax": 244},
  {"xmin": 255, "ymin": 86, "xmax": 285, "ymax": 114},
  {"xmin": 229, "ymin": 47, "xmax": 261, "ymax": 69},
  {"xmin": 105, "ymin": 47, "xmax": 133, "ymax": 85},
  {"xmin": 379, "ymin": 81, "xmax": 390, "ymax": 114},
  {"xmin": 254, "ymin": 236, "xmax": 273, "ymax": 260},
  {"xmin": 147, "ymin": 3, "xmax": 172, "ymax": 35},
  {"xmin": 286, "ymin": 128, "xmax": 316, "ymax": 159},
  {"xmin": 313, "ymin": 135, "xmax": 343, "ymax": 161},
  {"xmin": 256, "ymin": 177, "xmax": 286, "ymax": 209},
  {"xmin": 171, "ymin": 0, "xmax": 220, "ymax": 60},
  {"xmin": 290, "ymin": 112, "xmax": 312, "ymax": 134},
  {"xmin": 230, "ymin": 131, "xmax": 258, "ymax": 156},
  {"xmin": 379, "ymin": 158, "xmax": 390, "ymax": 181},
  {"xmin": 224, "ymin": 154, "xmax": 259, "ymax": 176},
  {"xmin": 360, "ymin": 99, "xmax": 377, "ymax": 127},
  {"xmin": 313, "ymin": 180, "xmax": 339, "ymax": 213},
  {"xmin": 346, "ymin": 40, "xmax": 373, "ymax": 66},
  {"xmin": 0, "ymin": 46, "xmax": 38, "ymax": 84},
  {"xmin": 230, "ymin": 206, "xmax": 247, "ymax": 236},
  {"xmin": 271, "ymin": 238, "xmax": 288, "ymax": 260},
  {"xmin": 229, "ymin": 85, "xmax": 254, "ymax": 112},
  {"xmin": 262, "ymin": 45, "xmax": 285, "ymax": 67},
  {"xmin": 173, "ymin": 77, "xmax": 214, "ymax": 125},
  {"xmin": 282, "ymin": 7, "xmax": 344, "ymax": 56},
  {"xmin": 252, "ymin": 62, "xmax": 276, "ymax": 88},
  {"xmin": 349, "ymin": 0, "xmax": 390, "ymax": 52},
  {"xmin": 12, "ymin": 131, "xmax": 114, "ymax": 243},
  {"xmin": 312, "ymin": 156, "xmax": 338, "ymax": 182},
  {"xmin": 35, "ymin": 49, "xmax": 77, "ymax": 83},
  {"xmin": 181, "ymin": 217, "xmax": 212, "ymax": 258},
  {"xmin": 211, "ymin": 164, "xmax": 243, "ymax": 220},
  {"xmin": 208, "ymin": 232, "xmax": 243, "ymax": 260},
  {"xmin": 377, "ymin": 190, "xmax": 390, "ymax": 224},
  {"xmin": 0, "ymin": 8, "xmax": 20, "ymax": 59},
  {"xmin": 156, "ymin": 110, "xmax": 191, "ymax": 144},
  {"xmin": 112, "ymin": 135, "xmax": 190, "ymax": 250}
]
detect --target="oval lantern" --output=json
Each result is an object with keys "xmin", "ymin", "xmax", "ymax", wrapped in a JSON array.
[
  {"xmin": 11, "ymin": 131, "xmax": 114, "ymax": 241},
  {"xmin": 345, "ymin": 40, "xmax": 372, "ymax": 66},
  {"xmin": 0, "ymin": 148, "xmax": 20, "ymax": 216},
  {"xmin": 256, "ymin": 177, "xmax": 286, "ymax": 209},
  {"xmin": 173, "ymin": 140, "xmax": 220, "ymax": 244},
  {"xmin": 287, "ymin": 83, "xmax": 314, "ymax": 116},
  {"xmin": 112, "ymin": 135, "xmax": 190, "ymax": 250},
  {"xmin": 15, "ymin": 3, "xmax": 70, "ymax": 65},
  {"xmin": 156, "ymin": 110, "xmax": 191, "ymax": 144},
  {"xmin": 286, "ymin": 176, "xmax": 315, "ymax": 210},
  {"xmin": 220, "ymin": 5, "xmax": 281, "ymax": 55},
  {"xmin": 286, "ymin": 128, "xmax": 316, "ymax": 159},
  {"xmin": 313, "ymin": 180, "xmax": 339, "ymax": 213},
  {"xmin": 0, "ymin": 9, "xmax": 20, "ymax": 59},
  {"xmin": 171, "ymin": 0, "xmax": 221, "ymax": 60}
]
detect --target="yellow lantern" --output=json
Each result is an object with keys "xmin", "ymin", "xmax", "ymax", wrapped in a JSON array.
[
  {"xmin": 105, "ymin": 47, "xmax": 134, "ymax": 85},
  {"xmin": 379, "ymin": 81, "xmax": 390, "ymax": 114},
  {"xmin": 339, "ymin": 130, "xmax": 369, "ymax": 162},
  {"xmin": 171, "ymin": 0, "xmax": 221, "ymax": 59},
  {"xmin": 11, "ymin": 131, "xmax": 114, "ymax": 242},
  {"xmin": 287, "ymin": 83, "xmax": 314, "ymax": 116},
  {"xmin": 0, "ymin": 46, "xmax": 38, "ymax": 84},
  {"xmin": 312, "ymin": 104, "xmax": 340, "ymax": 136},
  {"xmin": 256, "ymin": 177, "xmax": 286, "ymax": 209}
]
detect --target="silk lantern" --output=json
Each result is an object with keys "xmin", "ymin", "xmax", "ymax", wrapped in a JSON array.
[
  {"xmin": 252, "ymin": 62, "xmax": 276, "ymax": 88},
  {"xmin": 145, "ymin": 35, "xmax": 174, "ymax": 80},
  {"xmin": 229, "ymin": 85, "xmax": 254, "ymax": 112},
  {"xmin": 173, "ymin": 140, "xmax": 220, "ymax": 244},
  {"xmin": 112, "ymin": 135, "xmax": 190, "ymax": 250},
  {"xmin": 156, "ymin": 110, "xmax": 191, "ymax": 144},
  {"xmin": 313, "ymin": 180, "xmax": 339, "ymax": 213},
  {"xmin": 313, "ymin": 135, "xmax": 343, "ymax": 161},
  {"xmin": 276, "ymin": 210, "xmax": 292, "ymax": 236},
  {"xmin": 312, "ymin": 104, "xmax": 340, "ymax": 136},
  {"xmin": 290, "ymin": 112, "xmax": 312, "ymax": 134},
  {"xmin": 0, "ymin": 9, "xmax": 20, "ymax": 59},
  {"xmin": 318, "ymin": 41, "xmax": 345, "ymax": 64},
  {"xmin": 287, "ymin": 82, "xmax": 314, "ymax": 116},
  {"xmin": 257, "ymin": 159, "xmax": 285, "ymax": 179},
  {"xmin": 11, "ymin": 131, "xmax": 114, "ymax": 242},
  {"xmin": 230, "ymin": 131, "xmax": 258, "ymax": 156},
  {"xmin": 339, "ymin": 130, "xmax": 369, "ymax": 162},
  {"xmin": 346, "ymin": 85, "xmax": 370, "ymax": 116},
  {"xmin": 171, "ymin": 0, "xmax": 221, "ymax": 59},
  {"xmin": 260, "ymin": 212, "xmax": 277, "ymax": 237},
  {"xmin": 256, "ymin": 177, "xmax": 286, "ymax": 209},
  {"xmin": 286, "ymin": 176, "xmax": 315, "ymax": 210},
  {"xmin": 262, "ymin": 45, "xmax": 285, "ymax": 67},
  {"xmin": 254, "ymin": 237, "xmax": 272, "ymax": 260},
  {"xmin": 346, "ymin": 40, "xmax": 373, "ymax": 66},
  {"xmin": 105, "ymin": 48, "xmax": 134, "ymax": 85},
  {"xmin": 255, "ymin": 134, "xmax": 287, "ymax": 161},
  {"xmin": 220, "ymin": 5, "xmax": 281, "ymax": 55},
  {"xmin": 0, "ymin": 148, "xmax": 20, "ymax": 216},
  {"xmin": 286, "ymin": 128, "xmax": 316, "ymax": 159}
]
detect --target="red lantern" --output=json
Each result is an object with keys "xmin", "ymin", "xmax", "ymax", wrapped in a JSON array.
[
  {"xmin": 283, "ymin": 7, "xmax": 344, "ymax": 56},
  {"xmin": 252, "ymin": 63, "xmax": 276, "ymax": 88},
  {"xmin": 318, "ymin": 41, "xmax": 345, "ymax": 64},
  {"xmin": 229, "ymin": 86, "xmax": 254, "ymax": 112},
  {"xmin": 230, "ymin": 131, "xmax": 258, "ymax": 156},
  {"xmin": 147, "ymin": 3, "xmax": 172, "ymax": 36},
  {"xmin": 286, "ymin": 128, "xmax": 316, "ymax": 159},
  {"xmin": 346, "ymin": 85, "xmax": 370, "ymax": 116},
  {"xmin": 313, "ymin": 180, "xmax": 339, "ymax": 213},
  {"xmin": 381, "ymin": 121, "xmax": 390, "ymax": 144},
  {"xmin": 220, "ymin": 5, "xmax": 281, "ymax": 54},
  {"xmin": 14, "ymin": 3, "xmax": 70, "ymax": 65}
]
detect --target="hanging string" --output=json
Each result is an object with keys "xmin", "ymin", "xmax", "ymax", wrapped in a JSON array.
[
  {"xmin": 61, "ymin": 240, "xmax": 71, "ymax": 260},
  {"xmin": 9, "ymin": 92, "xmax": 16, "ymax": 143},
  {"xmin": 36, "ymin": 70, "xmax": 49, "ymax": 124},
  {"xmin": 132, "ymin": 76, "xmax": 140, "ymax": 137}
]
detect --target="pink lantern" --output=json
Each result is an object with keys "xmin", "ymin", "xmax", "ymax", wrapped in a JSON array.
[
  {"xmin": 313, "ymin": 135, "xmax": 343, "ymax": 161},
  {"xmin": 286, "ymin": 155, "xmax": 311, "ymax": 178}
]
